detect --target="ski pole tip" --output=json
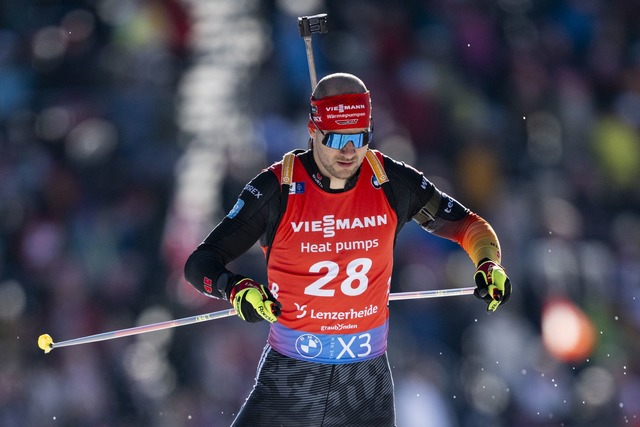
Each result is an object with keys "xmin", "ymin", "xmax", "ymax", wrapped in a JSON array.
[{"xmin": 38, "ymin": 334, "xmax": 54, "ymax": 354}]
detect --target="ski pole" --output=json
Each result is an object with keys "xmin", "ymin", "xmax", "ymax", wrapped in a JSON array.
[{"xmin": 37, "ymin": 286, "xmax": 476, "ymax": 354}]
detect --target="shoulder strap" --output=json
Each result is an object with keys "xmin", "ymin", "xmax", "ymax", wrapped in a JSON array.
[
  {"xmin": 278, "ymin": 151, "xmax": 296, "ymax": 213},
  {"xmin": 365, "ymin": 149, "xmax": 396, "ymax": 210},
  {"xmin": 265, "ymin": 151, "xmax": 296, "ymax": 264},
  {"xmin": 365, "ymin": 149, "xmax": 388, "ymax": 184},
  {"xmin": 281, "ymin": 152, "xmax": 295, "ymax": 186}
]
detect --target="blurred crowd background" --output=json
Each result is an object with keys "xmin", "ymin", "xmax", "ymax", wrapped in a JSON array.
[{"xmin": 1, "ymin": 0, "xmax": 640, "ymax": 426}]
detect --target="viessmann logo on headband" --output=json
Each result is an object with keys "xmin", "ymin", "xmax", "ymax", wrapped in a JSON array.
[
  {"xmin": 310, "ymin": 92, "xmax": 371, "ymax": 130},
  {"xmin": 325, "ymin": 104, "xmax": 367, "ymax": 113}
]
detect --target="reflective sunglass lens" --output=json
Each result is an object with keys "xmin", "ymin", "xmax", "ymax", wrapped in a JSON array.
[{"xmin": 323, "ymin": 132, "xmax": 370, "ymax": 149}]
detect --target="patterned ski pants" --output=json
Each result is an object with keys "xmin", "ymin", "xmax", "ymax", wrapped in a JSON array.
[{"xmin": 231, "ymin": 346, "xmax": 396, "ymax": 427}]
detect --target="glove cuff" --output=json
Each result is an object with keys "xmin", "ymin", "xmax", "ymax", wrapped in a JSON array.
[
  {"xmin": 477, "ymin": 258, "xmax": 501, "ymax": 268},
  {"xmin": 229, "ymin": 278, "xmax": 252, "ymax": 303},
  {"xmin": 226, "ymin": 276, "xmax": 253, "ymax": 301}
]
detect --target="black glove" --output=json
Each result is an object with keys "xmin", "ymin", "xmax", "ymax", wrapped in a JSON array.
[
  {"xmin": 229, "ymin": 278, "xmax": 282, "ymax": 323},
  {"xmin": 474, "ymin": 259, "xmax": 511, "ymax": 312}
]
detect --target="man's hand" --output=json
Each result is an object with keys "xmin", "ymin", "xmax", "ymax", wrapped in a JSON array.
[
  {"xmin": 474, "ymin": 259, "xmax": 511, "ymax": 312},
  {"xmin": 229, "ymin": 278, "xmax": 282, "ymax": 323}
]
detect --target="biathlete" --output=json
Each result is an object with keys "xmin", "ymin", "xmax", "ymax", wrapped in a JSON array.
[{"xmin": 184, "ymin": 72, "xmax": 511, "ymax": 426}]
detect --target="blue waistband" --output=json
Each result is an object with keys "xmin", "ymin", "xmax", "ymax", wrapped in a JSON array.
[{"xmin": 268, "ymin": 321, "xmax": 388, "ymax": 364}]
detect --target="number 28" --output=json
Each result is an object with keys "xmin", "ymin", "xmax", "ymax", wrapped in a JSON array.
[{"xmin": 304, "ymin": 258, "xmax": 372, "ymax": 297}]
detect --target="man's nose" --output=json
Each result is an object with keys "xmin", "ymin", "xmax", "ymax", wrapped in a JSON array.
[{"xmin": 340, "ymin": 141, "xmax": 356, "ymax": 153}]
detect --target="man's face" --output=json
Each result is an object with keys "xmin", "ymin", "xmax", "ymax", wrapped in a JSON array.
[{"xmin": 312, "ymin": 128, "xmax": 369, "ymax": 187}]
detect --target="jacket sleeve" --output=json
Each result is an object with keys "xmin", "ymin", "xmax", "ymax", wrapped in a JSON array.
[
  {"xmin": 384, "ymin": 155, "xmax": 501, "ymax": 266},
  {"xmin": 183, "ymin": 169, "xmax": 281, "ymax": 300}
]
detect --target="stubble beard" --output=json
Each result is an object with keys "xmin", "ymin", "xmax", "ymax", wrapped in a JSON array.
[{"xmin": 323, "ymin": 157, "xmax": 360, "ymax": 181}]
